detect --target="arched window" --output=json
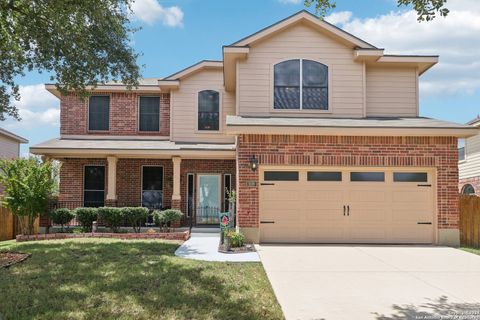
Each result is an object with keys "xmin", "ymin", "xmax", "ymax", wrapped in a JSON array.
[
  {"xmin": 462, "ymin": 184, "xmax": 475, "ymax": 195},
  {"xmin": 274, "ymin": 59, "xmax": 328, "ymax": 110},
  {"xmin": 198, "ymin": 90, "xmax": 219, "ymax": 131}
]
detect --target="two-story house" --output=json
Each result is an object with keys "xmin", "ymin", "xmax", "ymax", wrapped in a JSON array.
[
  {"xmin": 459, "ymin": 116, "xmax": 480, "ymax": 196},
  {"xmin": 31, "ymin": 11, "xmax": 477, "ymax": 246}
]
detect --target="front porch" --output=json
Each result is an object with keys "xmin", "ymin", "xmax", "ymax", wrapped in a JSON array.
[{"xmin": 43, "ymin": 156, "xmax": 236, "ymax": 228}]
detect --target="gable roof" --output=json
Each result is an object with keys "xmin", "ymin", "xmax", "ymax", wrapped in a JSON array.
[
  {"xmin": 230, "ymin": 10, "xmax": 377, "ymax": 49},
  {"xmin": 0, "ymin": 128, "xmax": 28, "ymax": 143},
  {"xmin": 164, "ymin": 60, "xmax": 223, "ymax": 80},
  {"xmin": 467, "ymin": 116, "xmax": 480, "ymax": 126}
]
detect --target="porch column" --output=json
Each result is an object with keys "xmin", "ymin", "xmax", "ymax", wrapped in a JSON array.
[
  {"xmin": 172, "ymin": 156, "xmax": 182, "ymax": 210},
  {"xmin": 106, "ymin": 156, "xmax": 117, "ymax": 202}
]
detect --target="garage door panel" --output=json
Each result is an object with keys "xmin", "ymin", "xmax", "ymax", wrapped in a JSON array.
[
  {"xmin": 305, "ymin": 190, "xmax": 343, "ymax": 201},
  {"xmin": 350, "ymin": 226, "xmax": 387, "ymax": 241},
  {"xmin": 259, "ymin": 167, "xmax": 434, "ymax": 244},
  {"xmin": 390, "ymin": 225, "xmax": 433, "ymax": 243},
  {"xmin": 392, "ymin": 190, "xmax": 430, "ymax": 203},
  {"xmin": 349, "ymin": 190, "xmax": 387, "ymax": 202},
  {"xmin": 263, "ymin": 189, "xmax": 300, "ymax": 201}
]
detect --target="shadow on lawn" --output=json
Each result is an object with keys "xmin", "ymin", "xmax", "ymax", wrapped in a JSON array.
[
  {"xmin": 373, "ymin": 296, "xmax": 480, "ymax": 320},
  {"xmin": 0, "ymin": 240, "xmax": 282, "ymax": 320}
]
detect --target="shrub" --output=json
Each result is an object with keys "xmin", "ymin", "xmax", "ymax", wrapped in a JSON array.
[
  {"xmin": 121, "ymin": 207, "xmax": 149, "ymax": 233},
  {"xmin": 97, "ymin": 207, "xmax": 123, "ymax": 233},
  {"xmin": 153, "ymin": 209, "xmax": 183, "ymax": 231},
  {"xmin": 74, "ymin": 207, "xmax": 98, "ymax": 232},
  {"xmin": 227, "ymin": 230, "xmax": 245, "ymax": 248},
  {"xmin": 50, "ymin": 208, "xmax": 75, "ymax": 232}
]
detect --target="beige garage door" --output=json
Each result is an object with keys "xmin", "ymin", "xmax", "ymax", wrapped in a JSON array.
[{"xmin": 259, "ymin": 167, "xmax": 435, "ymax": 244}]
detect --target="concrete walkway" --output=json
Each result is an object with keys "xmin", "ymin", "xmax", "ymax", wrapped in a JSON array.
[
  {"xmin": 258, "ymin": 245, "xmax": 480, "ymax": 320},
  {"xmin": 174, "ymin": 233, "xmax": 260, "ymax": 262}
]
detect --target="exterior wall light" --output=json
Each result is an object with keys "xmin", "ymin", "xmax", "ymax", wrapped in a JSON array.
[{"xmin": 250, "ymin": 155, "xmax": 259, "ymax": 172}]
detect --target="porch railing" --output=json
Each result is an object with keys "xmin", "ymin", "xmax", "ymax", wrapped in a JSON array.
[{"xmin": 195, "ymin": 206, "xmax": 220, "ymax": 225}]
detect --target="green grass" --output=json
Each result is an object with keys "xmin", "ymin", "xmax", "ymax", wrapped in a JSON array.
[
  {"xmin": 0, "ymin": 239, "xmax": 284, "ymax": 320},
  {"xmin": 461, "ymin": 247, "xmax": 480, "ymax": 256}
]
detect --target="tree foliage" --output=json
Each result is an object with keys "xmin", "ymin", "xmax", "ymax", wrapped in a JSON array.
[
  {"xmin": 0, "ymin": 0, "xmax": 141, "ymax": 121},
  {"xmin": 305, "ymin": 0, "xmax": 449, "ymax": 21},
  {"xmin": 0, "ymin": 157, "xmax": 57, "ymax": 235}
]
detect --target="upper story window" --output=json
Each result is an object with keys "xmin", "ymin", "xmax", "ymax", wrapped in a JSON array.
[
  {"xmin": 139, "ymin": 96, "xmax": 160, "ymax": 132},
  {"xmin": 198, "ymin": 90, "xmax": 219, "ymax": 131},
  {"xmin": 274, "ymin": 59, "xmax": 328, "ymax": 110},
  {"xmin": 458, "ymin": 138, "xmax": 466, "ymax": 161},
  {"xmin": 88, "ymin": 95, "xmax": 110, "ymax": 131}
]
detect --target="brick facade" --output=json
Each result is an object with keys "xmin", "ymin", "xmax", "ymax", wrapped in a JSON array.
[
  {"xmin": 54, "ymin": 158, "xmax": 235, "ymax": 227},
  {"xmin": 459, "ymin": 176, "xmax": 480, "ymax": 196},
  {"xmin": 60, "ymin": 92, "xmax": 170, "ymax": 136},
  {"xmin": 237, "ymin": 134, "xmax": 459, "ymax": 230}
]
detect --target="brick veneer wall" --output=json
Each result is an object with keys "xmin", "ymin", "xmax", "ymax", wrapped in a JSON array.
[
  {"xmin": 237, "ymin": 135, "xmax": 459, "ymax": 230},
  {"xmin": 59, "ymin": 158, "xmax": 109, "ymax": 202},
  {"xmin": 60, "ymin": 92, "xmax": 170, "ymax": 136},
  {"xmin": 52, "ymin": 158, "xmax": 235, "ymax": 227},
  {"xmin": 459, "ymin": 176, "xmax": 480, "ymax": 196}
]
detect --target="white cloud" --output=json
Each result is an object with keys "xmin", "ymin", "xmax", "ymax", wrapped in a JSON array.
[
  {"xmin": 326, "ymin": 0, "xmax": 480, "ymax": 96},
  {"xmin": 4, "ymin": 84, "xmax": 59, "ymax": 130},
  {"xmin": 325, "ymin": 11, "xmax": 352, "ymax": 25},
  {"xmin": 131, "ymin": 0, "xmax": 184, "ymax": 27}
]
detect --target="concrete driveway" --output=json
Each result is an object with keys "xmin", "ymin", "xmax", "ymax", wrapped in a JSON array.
[{"xmin": 257, "ymin": 245, "xmax": 480, "ymax": 320}]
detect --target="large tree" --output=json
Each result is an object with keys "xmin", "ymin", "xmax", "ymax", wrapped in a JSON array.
[
  {"xmin": 0, "ymin": 0, "xmax": 140, "ymax": 121},
  {"xmin": 305, "ymin": 0, "xmax": 449, "ymax": 21}
]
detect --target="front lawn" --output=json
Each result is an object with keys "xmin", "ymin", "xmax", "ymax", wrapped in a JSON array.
[
  {"xmin": 462, "ymin": 247, "xmax": 480, "ymax": 256},
  {"xmin": 0, "ymin": 239, "xmax": 283, "ymax": 320}
]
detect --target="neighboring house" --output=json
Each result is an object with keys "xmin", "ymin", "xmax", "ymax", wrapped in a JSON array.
[
  {"xmin": 0, "ymin": 127, "xmax": 29, "ymax": 194},
  {"xmin": 31, "ymin": 11, "xmax": 477, "ymax": 246},
  {"xmin": 459, "ymin": 116, "xmax": 480, "ymax": 196}
]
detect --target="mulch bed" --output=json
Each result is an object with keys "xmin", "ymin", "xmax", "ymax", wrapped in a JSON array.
[
  {"xmin": 0, "ymin": 251, "xmax": 31, "ymax": 268},
  {"xmin": 218, "ymin": 243, "xmax": 256, "ymax": 254}
]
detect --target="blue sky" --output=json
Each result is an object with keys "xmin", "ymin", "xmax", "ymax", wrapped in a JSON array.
[{"xmin": 3, "ymin": 0, "xmax": 480, "ymax": 155}]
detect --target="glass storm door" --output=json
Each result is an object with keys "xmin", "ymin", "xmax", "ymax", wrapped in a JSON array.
[{"xmin": 196, "ymin": 174, "xmax": 221, "ymax": 225}]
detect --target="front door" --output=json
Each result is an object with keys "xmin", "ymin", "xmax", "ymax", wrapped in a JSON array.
[{"xmin": 196, "ymin": 174, "xmax": 221, "ymax": 225}]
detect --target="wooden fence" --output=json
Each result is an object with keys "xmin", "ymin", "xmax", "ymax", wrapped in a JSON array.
[
  {"xmin": 0, "ymin": 206, "xmax": 14, "ymax": 241},
  {"xmin": 459, "ymin": 195, "xmax": 480, "ymax": 247},
  {"xmin": 0, "ymin": 207, "xmax": 39, "ymax": 241}
]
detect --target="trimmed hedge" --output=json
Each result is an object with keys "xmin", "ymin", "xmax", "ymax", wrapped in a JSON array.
[
  {"xmin": 74, "ymin": 208, "xmax": 98, "ymax": 232},
  {"xmin": 50, "ymin": 208, "xmax": 75, "ymax": 232},
  {"xmin": 121, "ymin": 207, "xmax": 149, "ymax": 233},
  {"xmin": 97, "ymin": 207, "xmax": 123, "ymax": 233},
  {"xmin": 153, "ymin": 209, "xmax": 183, "ymax": 231}
]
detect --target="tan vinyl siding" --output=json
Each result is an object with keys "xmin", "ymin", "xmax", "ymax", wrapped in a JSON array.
[
  {"xmin": 237, "ymin": 22, "xmax": 364, "ymax": 118},
  {"xmin": 171, "ymin": 70, "xmax": 235, "ymax": 143},
  {"xmin": 0, "ymin": 135, "xmax": 20, "ymax": 158},
  {"xmin": 366, "ymin": 66, "xmax": 418, "ymax": 117},
  {"xmin": 460, "ymin": 134, "xmax": 480, "ymax": 179}
]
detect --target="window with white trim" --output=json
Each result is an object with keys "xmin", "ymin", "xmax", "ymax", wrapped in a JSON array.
[{"xmin": 274, "ymin": 59, "xmax": 328, "ymax": 110}]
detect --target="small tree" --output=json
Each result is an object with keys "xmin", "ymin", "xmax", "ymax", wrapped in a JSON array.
[
  {"xmin": 0, "ymin": 158, "xmax": 57, "ymax": 235},
  {"xmin": 153, "ymin": 209, "xmax": 183, "ymax": 232},
  {"xmin": 50, "ymin": 208, "xmax": 75, "ymax": 232},
  {"xmin": 97, "ymin": 207, "xmax": 123, "ymax": 233},
  {"xmin": 121, "ymin": 207, "xmax": 149, "ymax": 233},
  {"xmin": 74, "ymin": 207, "xmax": 98, "ymax": 232}
]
